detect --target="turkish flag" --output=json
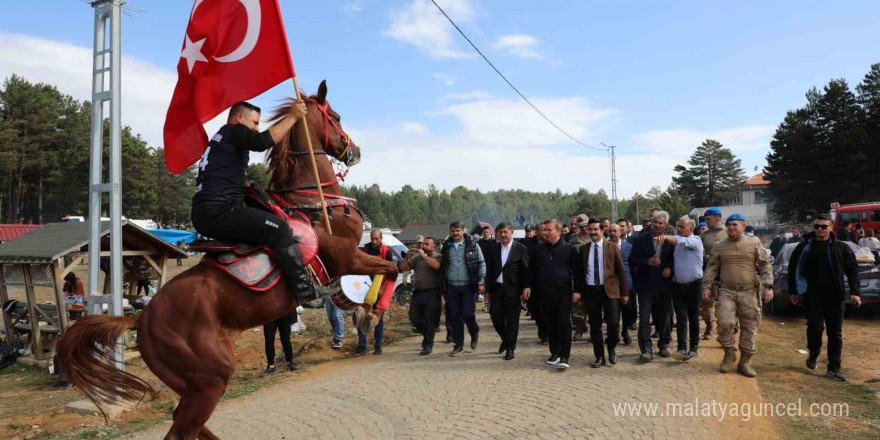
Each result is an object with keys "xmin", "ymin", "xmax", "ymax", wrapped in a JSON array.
[{"xmin": 163, "ymin": 0, "xmax": 296, "ymax": 173}]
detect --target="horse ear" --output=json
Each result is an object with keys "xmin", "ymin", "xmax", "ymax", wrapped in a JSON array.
[{"xmin": 316, "ymin": 80, "xmax": 327, "ymax": 104}]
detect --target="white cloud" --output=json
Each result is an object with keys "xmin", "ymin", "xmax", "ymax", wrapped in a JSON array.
[
  {"xmin": 343, "ymin": 130, "xmax": 678, "ymax": 197},
  {"xmin": 443, "ymin": 97, "xmax": 614, "ymax": 148},
  {"xmin": 444, "ymin": 90, "xmax": 493, "ymax": 100},
  {"xmin": 399, "ymin": 121, "xmax": 429, "ymax": 134},
  {"xmin": 432, "ymin": 73, "xmax": 456, "ymax": 86},
  {"xmin": 493, "ymin": 34, "xmax": 542, "ymax": 59},
  {"xmin": 385, "ymin": 0, "xmax": 477, "ymax": 59},
  {"xmin": 0, "ymin": 32, "xmax": 229, "ymax": 152},
  {"xmin": 341, "ymin": 0, "xmax": 363, "ymax": 14},
  {"xmin": 337, "ymin": 95, "xmax": 669, "ymax": 195},
  {"xmin": 635, "ymin": 125, "xmax": 775, "ymax": 155}
]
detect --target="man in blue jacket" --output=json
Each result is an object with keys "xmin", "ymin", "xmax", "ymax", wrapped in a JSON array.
[
  {"xmin": 787, "ymin": 214, "xmax": 861, "ymax": 381},
  {"xmin": 611, "ymin": 221, "xmax": 636, "ymax": 345},
  {"xmin": 630, "ymin": 211, "xmax": 676, "ymax": 361}
]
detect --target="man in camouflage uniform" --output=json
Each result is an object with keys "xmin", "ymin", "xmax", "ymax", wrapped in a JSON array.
[
  {"xmin": 568, "ymin": 214, "xmax": 591, "ymax": 340},
  {"xmin": 701, "ymin": 213, "xmax": 774, "ymax": 378},
  {"xmin": 699, "ymin": 208, "xmax": 727, "ymax": 339}
]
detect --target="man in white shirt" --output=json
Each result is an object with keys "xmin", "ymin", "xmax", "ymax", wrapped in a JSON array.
[
  {"xmin": 659, "ymin": 215, "xmax": 704, "ymax": 361},
  {"xmin": 574, "ymin": 218, "xmax": 629, "ymax": 367},
  {"xmin": 485, "ymin": 223, "xmax": 530, "ymax": 360}
]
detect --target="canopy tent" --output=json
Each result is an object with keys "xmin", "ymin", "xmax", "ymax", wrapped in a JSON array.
[
  {"xmin": 147, "ymin": 228, "xmax": 199, "ymax": 245},
  {"xmin": 0, "ymin": 221, "xmax": 187, "ymax": 360}
]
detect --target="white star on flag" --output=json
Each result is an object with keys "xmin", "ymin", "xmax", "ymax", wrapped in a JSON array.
[{"xmin": 181, "ymin": 35, "xmax": 208, "ymax": 74}]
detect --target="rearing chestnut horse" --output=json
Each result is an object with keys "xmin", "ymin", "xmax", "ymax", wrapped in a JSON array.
[{"xmin": 56, "ymin": 81, "xmax": 399, "ymax": 440}]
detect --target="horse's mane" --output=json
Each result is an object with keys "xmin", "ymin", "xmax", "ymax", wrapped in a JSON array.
[{"xmin": 265, "ymin": 93, "xmax": 316, "ymax": 186}]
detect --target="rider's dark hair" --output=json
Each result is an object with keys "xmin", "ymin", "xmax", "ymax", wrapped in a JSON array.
[
  {"xmin": 449, "ymin": 221, "xmax": 464, "ymax": 230},
  {"xmin": 229, "ymin": 101, "xmax": 261, "ymax": 118}
]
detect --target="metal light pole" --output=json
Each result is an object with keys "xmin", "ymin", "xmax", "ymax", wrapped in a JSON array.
[
  {"xmin": 86, "ymin": 0, "xmax": 124, "ymax": 370},
  {"xmin": 602, "ymin": 143, "xmax": 619, "ymax": 221}
]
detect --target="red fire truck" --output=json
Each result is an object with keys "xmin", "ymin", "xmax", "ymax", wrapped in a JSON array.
[{"xmin": 830, "ymin": 201, "xmax": 880, "ymax": 232}]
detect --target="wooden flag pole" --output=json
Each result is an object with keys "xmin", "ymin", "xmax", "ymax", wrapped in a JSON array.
[{"xmin": 291, "ymin": 76, "xmax": 333, "ymax": 235}]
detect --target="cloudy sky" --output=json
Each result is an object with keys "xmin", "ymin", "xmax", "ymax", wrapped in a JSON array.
[{"xmin": 2, "ymin": 1, "xmax": 879, "ymax": 196}]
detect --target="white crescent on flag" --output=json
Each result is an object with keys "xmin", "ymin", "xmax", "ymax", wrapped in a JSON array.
[
  {"xmin": 184, "ymin": 0, "xmax": 262, "ymax": 70},
  {"xmin": 214, "ymin": 0, "xmax": 262, "ymax": 63}
]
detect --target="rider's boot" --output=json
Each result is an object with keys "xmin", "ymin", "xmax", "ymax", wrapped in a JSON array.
[{"xmin": 275, "ymin": 241, "xmax": 318, "ymax": 303}]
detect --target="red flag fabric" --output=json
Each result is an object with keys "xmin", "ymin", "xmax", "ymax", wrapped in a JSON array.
[{"xmin": 163, "ymin": 0, "xmax": 296, "ymax": 173}]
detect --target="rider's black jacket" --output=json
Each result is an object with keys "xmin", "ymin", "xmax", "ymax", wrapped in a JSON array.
[{"xmin": 192, "ymin": 123, "xmax": 274, "ymax": 206}]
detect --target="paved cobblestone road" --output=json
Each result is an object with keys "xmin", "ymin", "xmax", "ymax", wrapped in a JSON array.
[{"xmin": 128, "ymin": 314, "xmax": 779, "ymax": 440}]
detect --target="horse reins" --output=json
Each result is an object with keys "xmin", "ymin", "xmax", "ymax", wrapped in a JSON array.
[{"xmin": 267, "ymin": 98, "xmax": 356, "ymax": 202}]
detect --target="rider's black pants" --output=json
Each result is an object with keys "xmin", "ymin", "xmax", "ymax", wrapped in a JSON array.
[{"xmin": 192, "ymin": 203, "xmax": 296, "ymax": 254}]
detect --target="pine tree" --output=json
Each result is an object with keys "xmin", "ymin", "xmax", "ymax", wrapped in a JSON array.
[
  {"xmin": 766, "ymin": 77, "xmax": 871, "ymax": 221},
  {"xmin": 672, "ymin": 139, "xmax": 746, "ymax": 207},
  {"xmin": 857, "ymin": 64, "xmax": 880, "ymax": 201}
]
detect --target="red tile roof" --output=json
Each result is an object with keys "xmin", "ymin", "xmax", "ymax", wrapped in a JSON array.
[
  {"xmin": 746, "ymin": 173, "xmax": 769, "ymax": 186},
  {"xmin": 0, "ymin": 224, "xmax": 42, "ymax": 242}
]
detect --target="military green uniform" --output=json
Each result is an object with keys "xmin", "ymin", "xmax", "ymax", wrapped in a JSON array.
[
  {"xmin": 569, "ymin": 233, "xmax": 591, "ymax": 338},
  {"xmin": 700, "ymin": 226, "xmax": 728, "ymax": 333},
  {"xmin": 702, "ymin": 235, "xmax": 773, "ymax": 354}
]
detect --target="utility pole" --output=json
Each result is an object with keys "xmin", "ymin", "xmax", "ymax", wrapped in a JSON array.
[
  {"xmin": 602, "ymin": 143, "xmax": 619, "ymax": 221},
  {"xmin": 87, "ymin": 0, "xmax": 123, "ymax": 371},
  {"xmin": 84, "ymin": 0, "xmax": 143, "ymax": 370}
]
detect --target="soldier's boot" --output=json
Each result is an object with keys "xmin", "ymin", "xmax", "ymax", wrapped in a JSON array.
[
  {"xmin": 737, "ymin": 352, "xmax": 757, "ymax": 378},
  {"xmin": 720, "ymin": 348, "xmax": 738, "ymax": 373},
  {"xmin": 702, "ymin": 322, "xmax": 715, "ymax": 340}
]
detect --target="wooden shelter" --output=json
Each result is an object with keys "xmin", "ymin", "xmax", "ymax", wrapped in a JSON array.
[{"xmin": 0, "ymin": 221, "xmax": 187, "ymax": 360}]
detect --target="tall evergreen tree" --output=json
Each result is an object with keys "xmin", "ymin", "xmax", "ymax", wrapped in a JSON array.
[
  {"xmin": 154, "ymin": 149, "xmax": 196, "ymax": 226},
  {"xmin": 857, "ymin": 63, "xmax": 880, "ymax": 201},
  {"xmin": 672, "ymin": 139, "xmax": 746, "ymax": 207},
  {"xmin": 766, "ymin": 78, "xmax": 871, "ymax": 221}
]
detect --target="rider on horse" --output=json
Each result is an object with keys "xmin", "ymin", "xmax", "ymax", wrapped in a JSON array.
[{"xmin": 191, "ymin": 100, "xmax": 317, "ymax": 302}]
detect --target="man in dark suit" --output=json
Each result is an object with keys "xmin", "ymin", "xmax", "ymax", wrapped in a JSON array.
[
  {"xmin": 486, "ymin": 222, "xmax": 530, "ymax": 360},
  {"xmin": 575, "ymin": 218, "xmax": 629, "ymax": 367},
  {"xmin": 612, "ymin": 221, "xmax": 636, "ymax": 345},
  {"xmin": 630, "ymin": 211, "xmax": 676, "ymax": 362},
  {"xmin": 524, "ymin": 219, "xmax": 583, "ymax": 370},
  {"xmin": 520, "ymin": 224, "xmax": 547, "ymax": 344}
]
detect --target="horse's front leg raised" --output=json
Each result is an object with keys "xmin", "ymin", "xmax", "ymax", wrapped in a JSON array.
[{"xmin": 345, "ymin": 249, "xmax": 398, "ymax": 278}]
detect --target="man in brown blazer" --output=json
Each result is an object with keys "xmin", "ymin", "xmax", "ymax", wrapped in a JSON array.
[{"xmin": 574, "ymin": 218, "xmax": 629, "ymax": 367}]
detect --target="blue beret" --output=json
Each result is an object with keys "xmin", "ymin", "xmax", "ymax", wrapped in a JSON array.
[
  {"xmin": 698, "ymin": 222, "xmax": 707, "ymax": 228},
  {"xmin": 726, "ymin": 213, "xmax": 746, "ymax": 224},
  {"xmin": 704, "ymin": 207, "xmax": 722, "ymax": 216}
]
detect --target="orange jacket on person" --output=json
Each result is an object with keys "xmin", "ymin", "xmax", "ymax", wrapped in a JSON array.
[
  {"xmin": 361, "ymin": 244, "xmax": 398, "ymax": 313},
  {"xmin": 64, "ymin": 279, "xmax": 85, "ymax": 297}
]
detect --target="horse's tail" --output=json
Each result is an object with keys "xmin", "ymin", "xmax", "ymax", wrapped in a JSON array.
[{"xmin": 56, "ymin": 314, "xmax": 156, "ymax": 417}]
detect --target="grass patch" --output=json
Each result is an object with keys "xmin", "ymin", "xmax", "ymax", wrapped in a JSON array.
[
  {"xmin": 755, "ymin": 317, "xmax": 880, "ymax": 440},
  {"xmin": 28, "ymin": 418, "xmax": 169, "ymax": 440},
  {"xmin": 150, "ymin": 400, "xmax": 175, "ymax": 415}
]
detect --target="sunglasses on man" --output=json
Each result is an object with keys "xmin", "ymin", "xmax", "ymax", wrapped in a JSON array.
[{"xmin": 813, "ymin": 224, "xmax": 830, "ymax": 230}]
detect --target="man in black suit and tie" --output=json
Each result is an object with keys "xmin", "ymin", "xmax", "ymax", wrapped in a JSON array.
[
  {"xmin": 575, "ymin": 218, "xmax": 629, "ymax": 367},
  {"xmin": 630, "ymin": 211, "xmax": 676, "ymax": 362},
  {"xmin": 486, "ymin": 222, "xmax": 530, "ymax": 360}
]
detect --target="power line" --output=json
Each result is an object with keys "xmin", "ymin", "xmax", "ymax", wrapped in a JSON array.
[{"xmin": 429, "ymin": 0, "xmax": 605, "ymax": 152}]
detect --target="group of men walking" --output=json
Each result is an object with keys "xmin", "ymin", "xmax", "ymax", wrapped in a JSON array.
[{"xmin": 399, "ymin": 211, "xmax": 861, "ymax": 381}]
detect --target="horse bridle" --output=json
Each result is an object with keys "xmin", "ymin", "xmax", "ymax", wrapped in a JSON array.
[
  {"xmin": 306, "ymin": 97, "xmax": 354, "ymax": 166},
  {"xmin": 267, "ymin": 98, "xmax": 355, "ymax": 195}
]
